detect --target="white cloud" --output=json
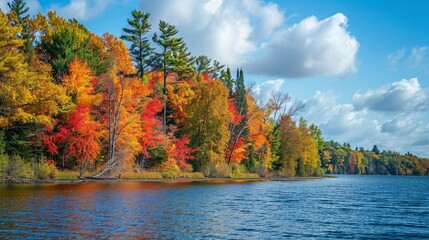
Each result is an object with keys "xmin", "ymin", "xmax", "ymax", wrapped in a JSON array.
[
  {"xmin": 141, "ymin": 0, "xmax": 283, "ymax": 67},
  {"xmin": 304, "ymin": 91, "xmax": 372, "ymax": 137},
  {"xmin": 387, "ymin": 46, "xmax": 429, "ymax": 71},
  {"xmin": 141, "ymin": 1, "xmax": 358, "ymax": 78},
  {"xmin": 252, "ymin": 79, "xmax": 284, "ymax": 101},
  {"xmin": 387, "ymin": 48, "xmax": 405, "ymax": 70},
  {"xmin": 353, "ymin": 78, "xmax": 429, "ymax": 112},
  {"xmin": 409, "ymin": 46, "xmax": 427, "ymax": 69},
  {"xmin": 247, "ymin": 13, "xmax": 359, "ymax": 77},
  {"xmin": 49, "ymin": 0, "xmax": 115, "ymax": 21},
  {"xmin": 303, "ymin": 89, "xmax": 429, "ymax": 157}
]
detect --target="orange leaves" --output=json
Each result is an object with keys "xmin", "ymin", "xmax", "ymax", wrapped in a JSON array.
[
  {"xmin": 43, "ymin": 104, "xmax": 101, "ymax": 165},
  {"xmin": 62, "ymin": 58, "xmax": 101, "ymax": 106},
  {"xmin": 226, "ymin": 137, "xmax": 247, "ymax": 164},
  {"xmin": 228, "ymin": 98, "xmax": 243, "ymax": 126}
]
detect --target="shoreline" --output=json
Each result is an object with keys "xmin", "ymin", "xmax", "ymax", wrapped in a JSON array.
[{"xmin": 0, "ymin": 176, "xmax": 336, "ymax": 184}]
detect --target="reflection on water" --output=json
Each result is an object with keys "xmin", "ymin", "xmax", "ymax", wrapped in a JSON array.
[{"xmin": 1, "ymin": 176, "xmax": 429, "ymax": 239}]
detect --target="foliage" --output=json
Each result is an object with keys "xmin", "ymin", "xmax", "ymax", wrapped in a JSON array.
[
  {"xmin": 121, "ymin": 10, "xmax": 153, "ymax": 78},
  {"xmin": 35, "ymin": 159, "xmax": 56, "ymax": 179},
  {"xmin": 229, "ymin": 173, "xmax": 260, "ymax": 179},
  {"xmin": 0, "ymin": 154, "xmax": 33, "ymax": 179},
  {"xmin": 183, "ymin": 172, "xmax": 205, "ymax": 178},
  {"xmin": 1, "ymin": 6, "xmax": 428, "ymax": 179},
  {"xmin": 56, "ymin": 170, "xmax": 79, "ymax": 180},
  {"xmin": 121, "ymin": 171, "xmax": 163, "ymax": 179}
]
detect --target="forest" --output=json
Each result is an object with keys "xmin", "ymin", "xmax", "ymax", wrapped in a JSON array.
[{"xmin": 1, "ymin": 0, "xmax": 428, "ymax": 180}]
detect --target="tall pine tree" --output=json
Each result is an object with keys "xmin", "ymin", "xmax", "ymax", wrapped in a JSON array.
[
  {"xmin": 152, "ymin": 20, "xmax": 194, "ymax": 127},
  {"xmin": 121, "ymin": 10, "xmax": 153, "ymax": 79}
]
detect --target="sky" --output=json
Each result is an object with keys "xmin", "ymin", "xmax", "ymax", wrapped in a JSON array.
[{"xmin": 1, "ymin": 0, "xmax": 428, "ymax": 157}]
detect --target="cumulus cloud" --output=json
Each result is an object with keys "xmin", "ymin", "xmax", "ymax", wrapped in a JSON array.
[
  {"xmin": 353, "ymin": 78, "xmax": 429, "ymax": 112},
  {"xmin": 304, "ymin": 91, "xmax": 372, "ymax": 137},
  {"xmin": 247, "ymin": 13, "xmax": 359, "ymax": 77},
  {"xmin": 141, "ymin": 0, "xmax": 283, "ymax": 67},
  {"xmin": 140, "ymin": 1, "xmax": 359, "ymax": 78},
  {"xmin": 49, "ymin": 0, "xmax": 115, "ymax": 21},
  {"xmin": 252, "ymin": 79, "xmax": 284, "ymax": 101},
  {"xmin": 303, "ymin": 89, "xmax": 429, "ymax": 157}
]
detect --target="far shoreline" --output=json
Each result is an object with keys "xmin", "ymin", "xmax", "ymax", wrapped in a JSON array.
[{"xmin": 0, "ymin": 176, "xmax": 336, "ymax": 184}]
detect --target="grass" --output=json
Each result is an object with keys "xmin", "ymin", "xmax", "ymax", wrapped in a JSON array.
[
  {"xmin": 56, "ymin": 171, "xmax": 79, "ymax": 180},
  {"xmin": 182, "ymin": 172, "xmax": 205, "ymax": 178},
  {"xmin": 229, "ymin": 173, "xmax": 260, "ymax": 179},
  {"xmin": 121, "ymin": 171, "xmax": 163, "ymax": 179}
]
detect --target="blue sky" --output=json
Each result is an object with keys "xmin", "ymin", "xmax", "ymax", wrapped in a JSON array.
[{"xmin": 1, "ymin": 0, "xmax": 428, "ymax": 157}]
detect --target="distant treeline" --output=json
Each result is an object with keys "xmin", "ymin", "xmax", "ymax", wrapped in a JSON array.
[{"xmin": 320, "ymin": 141, "xmax": 429, "ymax": 176}]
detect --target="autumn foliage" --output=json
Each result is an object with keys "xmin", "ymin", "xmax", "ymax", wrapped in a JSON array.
[{"xmin": 1, "ymin": 3, "xmax": 427, "ymax": 179}]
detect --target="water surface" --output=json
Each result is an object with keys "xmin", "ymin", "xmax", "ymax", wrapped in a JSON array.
[{"xmin": 1, "ymin": 175, "xmax": 428, "ymax": 239}]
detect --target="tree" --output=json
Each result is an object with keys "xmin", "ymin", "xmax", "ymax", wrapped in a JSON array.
[
  {"xmin": 372, "ymin": 145, "xmax": 380, "ymax": 155},
  {"xmin": 95, "ymin": 34, "xmax": 148, "ymax": 177},
  {"xmin": 42, "ymin": 58, "xmax": 101, "ymax": 175},
  {"xmin": 182, "ymin": 77, "xmax": 232, "ymax": 174},
  {"xmin": 121, "ymin": 10, "xmax": 153, "ymax": 78},
  {"xmin": 152, "ymin": 21, "xmax": 194, "ymax": 127},
  {"xmin": 195, "ymin": 55, "xmax": 212, "ymax": 78},
  {"xmin": 7, "ymin": 0, "xmax": 29, "ymax": 22},
  {"xmin": 277, "ymin": 115, "xmax": 301, "ymax": 176},
  {"xmin": 0, "ymin": 11, "xmax": 69, "ymax": 127},
  {"xmin": 309, "ymin": 124, "xmax": 324, "ymax": 151}
]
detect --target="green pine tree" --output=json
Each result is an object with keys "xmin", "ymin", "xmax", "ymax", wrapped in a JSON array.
[{"xmin": 121, "ymin": 10, "xmax": 153, "ymax": 79}]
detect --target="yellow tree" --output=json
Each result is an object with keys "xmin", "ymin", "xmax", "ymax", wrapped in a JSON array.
[
  {"xmin": 0, "ymin": 11, "xmax": 68, "ymax": 127},
  {"xmin": 183, "ymin": 77, "xmax": 232, "ymax": 175},
  {"xmin": 298, "ymin": 117, "xmax": 320, "ymax": 176},
  {"xmin": 95, "ymin": 34, "xmax": 149, "ymax": 177}
]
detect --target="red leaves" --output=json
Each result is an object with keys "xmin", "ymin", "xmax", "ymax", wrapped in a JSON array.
[
  {"xmin": 42, "ymin": 104, "xmax": 101, "ymax": 165},
  {"xmin": 171, "ymin": 135, "xmax": 199, "ymax": 170},
  {"xmin": 228, "ymin": 98, "xmax": 243, "ymax": 126},
  {"xmin": 140, "ymin": 97, "xmax": 164, "ymax": 157},
  {"xmin": 226, "ymin": 137, "xmax": 247, "ymax": 164}
]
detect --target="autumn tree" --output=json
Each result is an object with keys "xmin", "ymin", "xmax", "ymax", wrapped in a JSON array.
[
  {"xmin": 0, "ymin": 11, "xmax": 69, "ymax": 128},
  {"xmin": 152, "ymin": 21, "xmax": 194, "ymax": 127},
  {"xmin": 183, "ymin": 77, "xmax": 232, "ymax": 175},
  {"xmin": 42, "ymin": 58, "xmax": 101, "ymax": 176},
  {"xmin": 95, "ymin": 34, "xmax": 148, "ymax": 177}
]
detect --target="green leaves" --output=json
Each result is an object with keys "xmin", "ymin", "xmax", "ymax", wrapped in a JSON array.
[{"xmin": 121, "ymin": 10, "xmax": 153, "ymax": 78}]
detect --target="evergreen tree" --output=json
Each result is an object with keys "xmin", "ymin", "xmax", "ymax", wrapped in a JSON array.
[
  {"xmin": 121, "ymin": 10, "xmax": 153, "ymax": 78},
  {"xmin": 372, "ymin": 145, "xmax": 380, "ymax": 155},
  {"xmin": 7, "ymin": 0, "xmax": 29, "ymax": 23},
  {"xmin": 220, "ymin": 67, "xmax": 234, "ymax": 95},
  {"xmin": 195, "ymin": 55, "xmax": 212, "ymax": 78},
  {"xmin": 7, "ymin": 0, "xmax": 34, "ymax": 62},
  {"xmin": 152, "ymin": 20, "xmax": 194, "ymax": 127}
]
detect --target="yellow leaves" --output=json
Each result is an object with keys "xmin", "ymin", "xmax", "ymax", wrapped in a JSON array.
[
  {"xmin": 62, "ymin": 58, "xmax": 101, "ymax": 106},
  {"xmin": 63, "ymin": 58, "xmax": 92, "ymax": 94},
  {"xmin": 0, "ymin": 11, "xmax": 69, "ymax": 127},
  {"xmin": 167, "ymin": 82, "xmax": 195, "ymax": 119}
]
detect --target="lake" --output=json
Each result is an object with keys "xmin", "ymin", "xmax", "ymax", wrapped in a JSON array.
[{"xmin": 1, "ymin": 175, "xmax": 428, "ymax": 239}]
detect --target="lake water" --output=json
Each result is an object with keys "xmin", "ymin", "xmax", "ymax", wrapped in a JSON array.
[{"xmin": 1, "ymin": 175, "xmax": 428, "ymax": 239}]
